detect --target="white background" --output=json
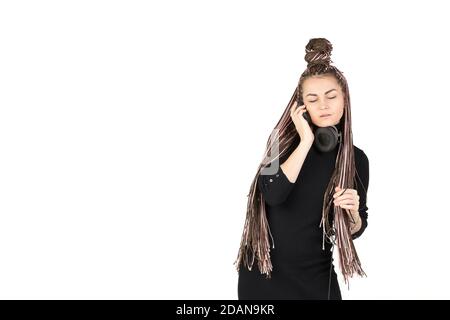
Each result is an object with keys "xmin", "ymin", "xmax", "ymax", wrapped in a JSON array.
[{"xmin": 0, "ymin": 0, "xmax": 449, "ymax": 299}]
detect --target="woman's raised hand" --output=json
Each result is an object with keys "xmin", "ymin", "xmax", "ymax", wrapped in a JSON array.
[{"xmin": 290, "ymin": 101, "xmax": 314, "ymax": 145}]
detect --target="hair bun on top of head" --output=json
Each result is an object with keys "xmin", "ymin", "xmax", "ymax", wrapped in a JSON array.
[{"xmin": 304, "ymin": 38, "xmax": 334, "ymax": 72}]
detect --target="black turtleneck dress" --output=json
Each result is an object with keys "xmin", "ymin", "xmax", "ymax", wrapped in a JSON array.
[{"xmin": 237, "ymin": 122, "xmax": 370, "ymax": 300}]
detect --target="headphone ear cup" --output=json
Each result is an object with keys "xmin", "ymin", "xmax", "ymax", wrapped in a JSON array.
[{"xmin": 314, "ymin": 126, "xmax": 339, "ymax": 153}]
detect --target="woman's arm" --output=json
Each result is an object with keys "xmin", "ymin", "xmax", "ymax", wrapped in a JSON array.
[
  {"xmin": 351, "ymin": 150, "xmax": 370, "ymax": 239},
  {"xmin": 349, "ymin": 211, "xmax": 363, "ymax": 235},
  {"xmin": 280, "ymin": 140, "xmax": 313, "ymax": 183},
  {"xmin": 257, "ymin": 140, "xmax": 313, "ymax": 206},
  {"xmin": 332, "ymin": 150, "xmax": 369, "ymax": 239},
  {"xmin": 258, "ymin": 101, "xmax": 316, "ymax": 207}
]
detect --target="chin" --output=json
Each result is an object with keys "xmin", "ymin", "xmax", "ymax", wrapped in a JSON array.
[{"xmin": 316, "ymin": 118, "xmax": 338, "ymax": 127}]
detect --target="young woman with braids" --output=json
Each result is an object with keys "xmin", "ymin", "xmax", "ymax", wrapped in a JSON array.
[{"xmin": 234, "ymin": 38, "xmax": 370, "ymax": 300}]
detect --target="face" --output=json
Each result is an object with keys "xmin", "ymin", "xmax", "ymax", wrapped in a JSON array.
[{"xmin": 301, "ymin": 75, "xmax": 345, "ymax": 128}]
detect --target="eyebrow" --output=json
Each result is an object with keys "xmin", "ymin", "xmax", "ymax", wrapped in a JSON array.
[{"xmin": 305, "ymin": 88, "xmax": 337, "ymax": 97}]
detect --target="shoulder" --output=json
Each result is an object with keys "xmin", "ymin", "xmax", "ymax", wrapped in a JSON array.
[
  {"xmin": 353, "ymin": 145, "xmax": 370, "ymax": 189},
  {"xmin": 353, "ymin": 145, "xmax": 369, "ymax": 167}
]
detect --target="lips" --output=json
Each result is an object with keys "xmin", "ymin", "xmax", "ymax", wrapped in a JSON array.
[{"xmin": 320, "ymin": 114, "xmax": 332, "ymax": 117}]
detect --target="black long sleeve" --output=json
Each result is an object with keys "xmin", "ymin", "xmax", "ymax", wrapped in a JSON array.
[
  {"xmin": 257, "ymin": 163, "xmax": 296, "ymax": 206},
  {"xmin": 351, "ymin": 150, "xmax": 370, "ymax": 240},
  {"xmin": 239, "ymin": 143, "xmax": 370, "ymax": 300}
]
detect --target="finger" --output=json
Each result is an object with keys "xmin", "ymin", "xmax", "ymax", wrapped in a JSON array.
[
  {"xmin": 333, "ymin": 195, "xmax": 359, "ymax": 203},
  {"xmin": 333, "ymin": 189, "xmax": 348, "ymax": 198},
  {"xmin": 295, "ymin": 106, "xmax": 306, "ymax": 117},
  {"xmin": 336, "ymin": 202, "xmax": 358, "ymax": 211},
  {"xmin": 335, "ymin": 196, "xmax": 359, "ymax": 205},
  {"xmin": 333, "ymin": 188, "xmax": 355, "ymax": 198},
  {"xmin": 335, "ymin": 198, "xmax": 357, "ymax": 205},
  {"xmin": 334, "ymin": 191, "xmax": 356, "ymax": 198},
  {"xmin": 293, "ymin": 103, "xmax": 304, "ymax": 112},
  {"xmin": 291, "ymin": 104, "xmax": 301, "ymax": 117},
  {"xmin": 334, "ymin": 194, "xmax": 355, "ymax": 202},
  {"xmin": 295, "ymin": 109, "xmax": 305, "ymax": 118},
  {"xmin": 335, "ymin": 187, "xmax": 357, "ymax": 195},
  {"xmin": 290, "ymin": 101, "xmax": 298, "ymax": 114},
  {"xmin": 334, "ymin": 199, "xmax": 358, "ymax": 208},
  {"xmin": 334, "ymin": 193, "xmax": 358, "ymax": 201},
  {"xmin": 339, "ymin": 203, "xmax": 358, "ymax": 210},
  {"xmin": 295, "ymin": 105, "xmax": 306, "ymax": 113}
]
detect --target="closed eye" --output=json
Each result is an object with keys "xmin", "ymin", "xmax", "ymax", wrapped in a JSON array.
[{"xmin": 308, "ymin": 96, "xmax": 337, "ymax": 103}]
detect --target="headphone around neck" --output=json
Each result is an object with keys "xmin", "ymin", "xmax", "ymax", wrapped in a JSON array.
[{"xmin": 302, "ymin": 109, "xmax": 342, "ymax": 153}]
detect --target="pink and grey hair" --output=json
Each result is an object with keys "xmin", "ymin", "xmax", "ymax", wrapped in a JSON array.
[{"xmin": 234, "ymin": 38, "xmax": 365, "ymax": 284}]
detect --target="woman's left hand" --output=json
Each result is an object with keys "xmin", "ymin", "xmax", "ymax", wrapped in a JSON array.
[{"xmin": 333, "ymin": 186, "xmax": 359, "ymax": 218}]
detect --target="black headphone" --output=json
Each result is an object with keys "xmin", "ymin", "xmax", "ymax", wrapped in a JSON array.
[{"xmin": 302, "ymin": 110, "xmax": 342, "ymax": 153}]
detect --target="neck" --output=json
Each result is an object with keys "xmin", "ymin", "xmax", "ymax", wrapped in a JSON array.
[
  {"xmin": 334, "ymin": 118, "xmax": 344, "ymax": 132},
  {"xmin": 312, "ymin": 118, "xmax": 344, "ymax": 132}
]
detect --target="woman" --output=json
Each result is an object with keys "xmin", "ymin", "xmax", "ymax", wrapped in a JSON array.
[{"xmin": 234, "ymin": 38, "xmax": 370, "ymax": 300}]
